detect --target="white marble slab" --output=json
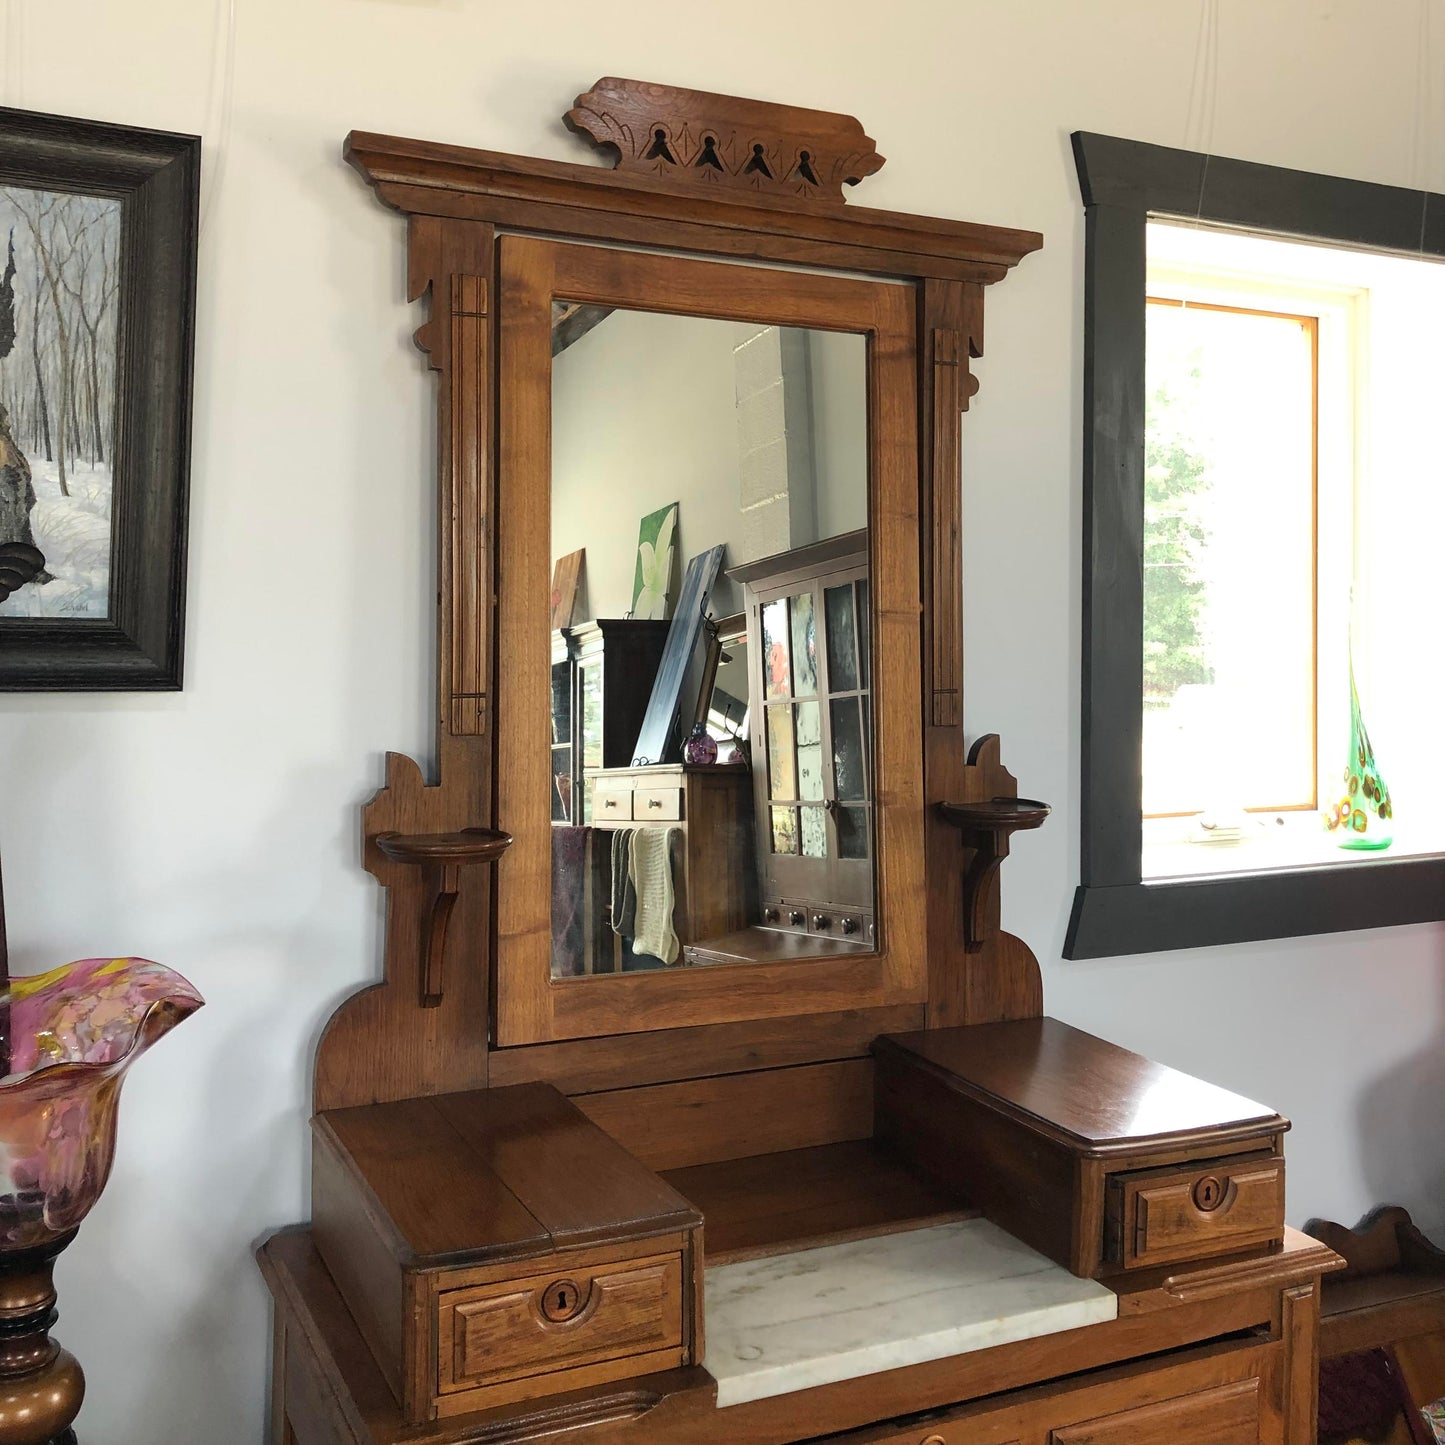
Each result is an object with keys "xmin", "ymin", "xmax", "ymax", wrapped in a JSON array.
[{"xmin": 703, "ymin": 1218, "xmax": 1118, "ymax": 1407}]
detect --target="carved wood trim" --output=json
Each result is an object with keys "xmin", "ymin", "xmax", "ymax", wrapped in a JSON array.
[
  {"xmin": 1281, "ymin": 1282, "xmax": 1319, "ymax": 1445},
  {"xmin": 1304, "ymin": 1204, "xmax": 1445, "ymax": 1281},
  {"xmin": 961, "ymin": 281, "xmax": 984, "ymax": 410},
  {"xmin": 564, "ymin": 77, "xmax": 884, "ymax": 205},
  {"xmin": 929, "ymin": 324, "xmax": 962, "ymax": 729},
  {"xmin": 448, "ymin": 272, "xmax": 490, "ymax": 736},
  {"xmin": 344, "ymin": 133, "xmax": 1041, "ymax": 286}
]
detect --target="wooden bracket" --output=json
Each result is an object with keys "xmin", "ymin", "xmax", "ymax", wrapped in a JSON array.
[
  {"xmin": 936, "ymin": 735, "xmax": 1050, "ymax": 953},
  {"xmin": 938, "ymin": 797, "xmax": 1051, "ymax": 952},
  {"xmin": 374, "ymin": 829, "xmax": 512, "ymax": 1007}
]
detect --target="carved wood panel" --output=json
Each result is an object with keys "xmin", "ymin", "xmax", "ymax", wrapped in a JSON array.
[{"xmin": 565, "ymin": 77, "xmax": 884, "ymax": 204}]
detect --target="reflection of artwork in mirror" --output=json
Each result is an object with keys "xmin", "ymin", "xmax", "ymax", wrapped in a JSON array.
[
  {"xmin": 632, "ymin": 544, "xmax": 724, "ymax": 769},
  {"xmin": 550, "ymin": 548, "xmax": 584, "ymax": 631},
  {"xmin": 705, "ymin": 614, "xmax": 749, "ymax": 764},
  {"xmin": 549, "ymin": 303, "xmax": 872, "ymax": 977},
  {"xmin": 632, "ymin": 503, "xmax": 677, "ymax": 619}
]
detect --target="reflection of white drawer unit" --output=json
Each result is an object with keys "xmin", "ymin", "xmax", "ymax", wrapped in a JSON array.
[{"xmin": 584, "ymin": 764, "xmax": 754, "ymax": 950}]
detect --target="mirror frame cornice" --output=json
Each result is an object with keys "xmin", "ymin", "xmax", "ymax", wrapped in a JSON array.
[{"xmin": 316, "ymin": 80, "xmax": 1043, "ymax": 1109}]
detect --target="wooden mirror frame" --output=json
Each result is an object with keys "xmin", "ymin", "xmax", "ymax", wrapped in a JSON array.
[
  {"xmin": 495, "ymin": 237, "xmax": 924, "ymax": 1044},
  {"xmin": 315, "ymin": 79, "xmax": 1044, "ymax": 1111}
]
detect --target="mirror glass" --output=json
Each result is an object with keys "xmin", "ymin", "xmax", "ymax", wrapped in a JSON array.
[{"xmin": 548, "ymin": 304, "xmax": 874, "ymax": 977}]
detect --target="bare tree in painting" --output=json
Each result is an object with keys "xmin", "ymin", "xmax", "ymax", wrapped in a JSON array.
[
  {"xmin": 28, "ymin": 251, "xmax": 53, "ymax": 466},
  {"xmin": 0, "ymin": 231, "xmax": 48, "ymax": 572},
  {"xmin": 8, "ymin": 192, "xmax": 110, "ymax": 496},
  {"xmin": 63, "ymin": 228, "xmax": 117, "ymax": 467}
]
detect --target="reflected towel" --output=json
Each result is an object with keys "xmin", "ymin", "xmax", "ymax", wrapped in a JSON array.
[
  {"xmin": 551, "ymin": 826, "xmax": 591, "ymax": 977},
  {"xmin": 629, "ymin": 826, "xmax": 680, "ymax": 965},
  {"xmin": 610, "ymin": 828, "xmax": 637, "ymax": 937}
]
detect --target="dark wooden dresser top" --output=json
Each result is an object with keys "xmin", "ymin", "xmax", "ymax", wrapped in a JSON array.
[
  {"xmin": 875, "ymin": 1017, "xmax": 1287, "ymax": 1156},
  {"xmin": 314, "ymin": 1082, "xmax": 701, "ymax": 1268}
]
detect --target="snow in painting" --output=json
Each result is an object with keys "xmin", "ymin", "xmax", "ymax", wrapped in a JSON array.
[{"xmin": 0, "ymin": 185, "xmax": 121, "ymax": 620}]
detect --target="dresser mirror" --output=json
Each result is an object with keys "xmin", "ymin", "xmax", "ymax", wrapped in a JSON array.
[
  {"xmin": 495, "ymin": 235, "xmax": 927, "ymax": 1043},
  {"xmin": 548, "ymin": 300, "xmax": 875, "ymax": 978}
]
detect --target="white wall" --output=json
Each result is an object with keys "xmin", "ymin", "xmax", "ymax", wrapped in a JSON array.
[
  {"xmin": 552, "ymin": 311, "xmax": 743, "ymax": 621},
  {"xmin": 551, "ymin": 314, "xmax": 866, "ymax": 621},
  {"xmin": 0, "ymin": 2, "xmax": 1440, "ymax": 1439}
]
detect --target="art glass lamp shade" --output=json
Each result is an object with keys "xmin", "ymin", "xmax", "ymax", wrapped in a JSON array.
[{"xmin": 0, "ymin": 957, "xmax": 203, "ymax": 1251}]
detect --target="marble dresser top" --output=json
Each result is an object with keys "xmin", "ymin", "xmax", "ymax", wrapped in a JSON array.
[{"xmin": 703, "ymin": 1218, "xmax": 1118, "ymax": 1407}]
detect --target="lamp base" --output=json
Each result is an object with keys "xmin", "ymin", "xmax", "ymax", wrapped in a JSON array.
[{"xmin": 0, "ymin": 1231, "xmax": 83, "ymax": 1445}]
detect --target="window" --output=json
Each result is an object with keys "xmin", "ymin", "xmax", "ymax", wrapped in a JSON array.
[{"xmin": 1068, "ymin": 133, "xmax": 1445, "ymax": 958}]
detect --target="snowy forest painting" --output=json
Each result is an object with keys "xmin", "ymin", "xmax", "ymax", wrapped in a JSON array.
[{"xmin": 0, "ymin": 185, "xmax": 121, "ymax": 621}]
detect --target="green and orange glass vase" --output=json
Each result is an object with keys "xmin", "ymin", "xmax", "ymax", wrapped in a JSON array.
[{"xmin": 1322, "ymin": 661, "xmax": 1393, "ymax": 851}]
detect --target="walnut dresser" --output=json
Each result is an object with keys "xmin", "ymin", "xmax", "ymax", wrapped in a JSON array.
[{"xmin": 258, "ymin": 77, "xmax": 1341, "ymax": 1445}]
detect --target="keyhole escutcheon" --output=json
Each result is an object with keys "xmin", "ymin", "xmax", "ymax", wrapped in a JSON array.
[
  {"xmin": 1193, "ymin": 1175, "xmax": 1225, "ymax": 1211},
  {"xmin": 541, "ymin": 1278, "xmax": 585, "ymax": 1323}
]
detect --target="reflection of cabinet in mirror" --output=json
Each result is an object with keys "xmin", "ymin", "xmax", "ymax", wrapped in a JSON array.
[
  {"xmin": 585, "ymin": 762, "xmax": 755, "ymax": 969},
  {"xmin": 734, "ymin": 530, "xmax": 873, "ymax": 945},
  {"xmin": 549, "ymin": 619, "xmax": 669, "ymax": 825}
]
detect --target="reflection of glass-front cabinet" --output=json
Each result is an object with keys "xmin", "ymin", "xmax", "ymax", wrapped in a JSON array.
[
  {"xmin": 550, "ymin": 619, "xmax": 670, "ymax": 824},
  {"xmin": 732, "ymin": 531, "xmax": 872, "ymax": 942}
]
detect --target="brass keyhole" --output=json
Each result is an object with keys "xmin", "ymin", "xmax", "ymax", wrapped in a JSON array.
[
  {"xmin": 541, "ymin": 1278, "xmax": 584, "ymax": 1322},
  {"xmin": 1193, "ymin": 1175, "xmax": 1224, "ymax": 1211}
]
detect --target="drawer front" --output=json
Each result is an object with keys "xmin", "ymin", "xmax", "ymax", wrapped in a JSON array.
[
  {"xmin": 594, "ymin": 786, "xmax": 634, "ymax": 821},
  {"xmin": 634, "ymin": 787, "xmax": 682, "ymax": 821},
  {"xmin": 438, "ymin": 1252, "xmax": 683, "ymax": 1394},
  {"xmin": 835, "ymin": 1434, "xmax": 1021, "ymax": 1445},
  {"xmin": 1050, "ymin": 1377, "xmax": 1260, "ymax": 1444},
  {"xmin": 1108, "ymin": 1154, "xmax": 1284, "ymax": 1269}
]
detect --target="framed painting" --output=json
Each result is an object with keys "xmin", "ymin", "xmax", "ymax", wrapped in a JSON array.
[{"xmin": 0, "ymin": 106, "xmax": 200, "ymax": 689}]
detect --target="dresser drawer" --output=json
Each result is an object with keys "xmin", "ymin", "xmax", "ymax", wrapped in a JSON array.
[
  {"xmin": 594, "ymin": 785, "xmax": 634, "ymax": 821},
  {"xmin": 1050, "ymin": 1378, "xmax": 1260, "ymax": 1443},
  {"xmin": 634, "ymin": 786, "xmax": 682, "ymax": 821},
  {"xmin": 437, "ymin": 1251, "xmax": 685, "ymax": 1399},
  {"xmin": 1107, "ymin": 1154, "xmax": 1284, "ymax": 1269}
]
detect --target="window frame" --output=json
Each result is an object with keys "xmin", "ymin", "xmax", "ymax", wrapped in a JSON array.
[{"xmin": 1067, "ymin": 132, "xmax": 1445, "ymax": 960}]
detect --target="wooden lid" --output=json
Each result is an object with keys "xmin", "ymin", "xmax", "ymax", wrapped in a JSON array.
[
  {"xmin": 875, "ymin": 1018, "xmax": 1287, "ymax": 1158},
  {"xmin": 316, "ymin": 1083, "xmax": 701, "ymax": 1268}
]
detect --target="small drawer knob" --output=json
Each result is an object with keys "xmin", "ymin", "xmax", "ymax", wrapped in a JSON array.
[
  {"xmin": 789, "ymin": 910, "xmax": 805, "ymax": 927},
  {"xmin": 604, "ymin": 797, "xmax": 618, "ymax": 809},
  {"xmin": 812, "ymin": 913, "xmax": 831, "ymax": 930},
  {"xmin": 1193, "ymin": 1175, "xmax": 1225, "ymax": 1211},
  {"xmin": 763, "ymin": 907, "xmax": 779, "ymax": 923},
  {"xmin": 541, "ymin": 1278, "xmax": 585, "ymax": 1322},
  {"xmin": 647, "ymin": 797, "xmax": 663, "ymax": 809},
  {"xmin": 840, "ymin": 917, "xmax": 858, "ymax": 935}
]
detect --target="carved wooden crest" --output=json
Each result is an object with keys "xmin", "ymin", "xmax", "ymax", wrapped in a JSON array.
[{"xmin": 565, "ymin": 77, "xmax": 885, "ymax": 204}]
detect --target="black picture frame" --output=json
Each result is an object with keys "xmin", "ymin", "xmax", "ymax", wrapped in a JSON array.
[
  {"xmin": 1067, "ymin": 131, "xmax": 1445, "ymax": 960},
  {"xmin": 0, "ymin": 105, "xmax": 200, "ymax": 690}
]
